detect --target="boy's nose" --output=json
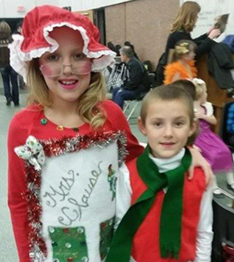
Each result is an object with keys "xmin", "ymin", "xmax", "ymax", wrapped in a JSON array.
[{"xmin": 164, "ymin": 124, "xmax": 173, "ymax": 137}]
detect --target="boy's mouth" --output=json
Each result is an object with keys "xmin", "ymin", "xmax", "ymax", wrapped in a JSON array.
[{"xmin": 160, "ymin": 142, "xmax": 175, "ymax": 147}]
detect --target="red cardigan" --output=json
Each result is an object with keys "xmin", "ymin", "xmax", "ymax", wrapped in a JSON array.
[{"xmin": 8, "ymin": 100, "xmax": 143, "ymax": 262}]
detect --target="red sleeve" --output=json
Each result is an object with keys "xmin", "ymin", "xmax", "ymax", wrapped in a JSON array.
[
  {"xmin": 103, "ymin": 100, "xmax": 144, "ymax": 162},
  {"xmin": 8, "ymin": 114, "xmax": 31, "ymax": 262}
]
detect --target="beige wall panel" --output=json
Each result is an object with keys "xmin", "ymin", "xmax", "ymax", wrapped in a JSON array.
[{"xmin": 106, "ymin": 0, "xmax": 180, "ymax": 68}]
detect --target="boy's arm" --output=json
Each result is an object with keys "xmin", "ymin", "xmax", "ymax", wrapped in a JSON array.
[
  {"xmin": 115, "ymin": 163, "xmax": 132, "ymax": 229},
  {"xmin": 195, "ymin": 184, "xmax": 213, "ymax": 261}
]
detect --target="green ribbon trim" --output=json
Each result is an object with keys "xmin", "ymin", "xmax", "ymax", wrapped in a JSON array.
[{"xmin": 106, "ymin": 146, "xmax": 191, "ymax": 262}]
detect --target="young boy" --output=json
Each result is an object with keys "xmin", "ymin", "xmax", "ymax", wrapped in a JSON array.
[{"xmin": 106, "ymin": 85, "xmax": 213, "ymax": 262}]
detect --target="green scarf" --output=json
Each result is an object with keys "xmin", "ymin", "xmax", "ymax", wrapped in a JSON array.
[{"xmin": 106, "ymin": 145, "xmax": 191, "ymax": 262}]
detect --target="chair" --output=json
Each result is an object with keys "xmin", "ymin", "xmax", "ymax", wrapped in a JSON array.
[
  {"xmin": 212, "ymin": 197, "xmax": 234, "ymax": 262},
  {"xmin": 124, "ymin": 72, "xmax": 155, "ymax": 121},
  {"xmin": 123, "ymin": 91, "xmax": 147, "ymax": 121},
  {"xmin": 143, "ymin": 60, "xmax": 153, "ymax": 73},
  {"xmin": 219, "ymin": 101, "xmax": 234, "ymax": 152}
]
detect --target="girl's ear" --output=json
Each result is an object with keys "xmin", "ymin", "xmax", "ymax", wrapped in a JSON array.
[{"xmin": 138, "ymin": 117, "xmax": 147, "ymax": 136}]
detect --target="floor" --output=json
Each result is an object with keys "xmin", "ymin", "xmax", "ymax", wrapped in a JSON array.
[{"xmin": 0, "ymin": 84, "xmax": 233, "ymax": 261}]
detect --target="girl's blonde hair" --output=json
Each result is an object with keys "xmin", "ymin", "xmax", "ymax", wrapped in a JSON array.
[
  {"xmin": 171, "ymin": 1, "xmax": 201, "ymax": 33},
  {"xmin": 26, "ymin": 59, "xmax": 106, "ymax": 129},
  {"xmin": 192, "ymin": 78, "xmax": 206, "ymax": 100},
  {"xmin": 172, "ymin": 39, "xmax": 196, "ymax": 61}
]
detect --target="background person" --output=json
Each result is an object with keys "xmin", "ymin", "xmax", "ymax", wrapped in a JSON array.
[
  {"xmin": 112, "ymin": 46, "xmax": 149, "ymax": 109},
  {"xmin": 13, "ymin": 20, "xmax": 25, "ymax": 90},
  {"xmin": 192, "ymin": 78, "xmax": 234, "ymax": 194},
  {"xmin": 156, "ymin": 1, "xmax": 221, "ymax": 85},
  {"xmin": 164, "ymin": 40, "xmax": 197, "ymax": 84},
  {"xmin": 0, "ymin": 21, "xmax": 19, "ymax": 106}
]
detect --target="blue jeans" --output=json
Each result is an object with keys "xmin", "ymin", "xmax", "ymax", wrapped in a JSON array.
[
  {"xmin": 0, "ymin": 66, "xmax": 19, "ymax": 104},
  {"xmin": 112, "ymin": 87, "xmax": 136, "ymax": 109}
]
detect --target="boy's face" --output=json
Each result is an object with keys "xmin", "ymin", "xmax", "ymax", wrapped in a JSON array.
[{"xmin": 138, "ymin": 99, "xmax": 196, "ymax": 159}]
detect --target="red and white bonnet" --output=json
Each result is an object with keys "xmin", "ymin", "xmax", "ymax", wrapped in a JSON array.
[{"xmin": 9, "ymin": 5, "xmax": 116, "ymax": 78}]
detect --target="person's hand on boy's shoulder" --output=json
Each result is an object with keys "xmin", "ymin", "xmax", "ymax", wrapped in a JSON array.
[{"xmin": 187, "ymin": 147, "xmax": 214, "ymax": 187}]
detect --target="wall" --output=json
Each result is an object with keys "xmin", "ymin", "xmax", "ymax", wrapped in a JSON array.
[
  {"xmin": 105, "ymin": 0, "xmax": 180, "ymax": 68},
  {"xmin": 0, "ymin": 0, "xmax": 135, "ymax": 17}
]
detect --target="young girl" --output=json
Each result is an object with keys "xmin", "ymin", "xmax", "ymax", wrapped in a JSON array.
[
  {"xmin": 106, "ymin": 85, "xmax": 213, "ymax": 262},
  {"xmin": 7, "ymin": 5, "xmax": 212, "ymax": 262},
  {"xmin": 164, "ymin": 39, "xmax": 197, "ymax": 84},
  {"xmin": 7, "ymin": 6, "xmax": 144, "ymax": 262},
  {"xmin": 193, "ymin": 78, "xmax": 234, "ymax": 194}
]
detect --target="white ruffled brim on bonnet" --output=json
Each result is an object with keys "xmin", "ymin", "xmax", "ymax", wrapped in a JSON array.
[{"xmin": 9, "ymin": 22, "xmax": 116, "ymax": 79}]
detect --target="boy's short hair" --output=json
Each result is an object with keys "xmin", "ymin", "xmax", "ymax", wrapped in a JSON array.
[
  {"xmin": 140, "ymin": 84, "xmax": 194, "ymax": 126},
  {"xmin": 172, "ymin": 79, "xmax": 196, "ymax": 100}
]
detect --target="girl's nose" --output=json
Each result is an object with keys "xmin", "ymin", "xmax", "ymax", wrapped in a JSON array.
[{"xmin": 62, "ymin": 64, "xmax": 73, "ymax": 75}]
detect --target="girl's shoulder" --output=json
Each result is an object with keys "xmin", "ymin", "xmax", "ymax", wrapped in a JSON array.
[
  {"xmin": 101, "ymin": 99, "xmax": 129, "ymax": 128},
  {"xmin": 101, "ymin": 99, "xmax": 124, "ymax": 116},
  {"xmin": 9, "ymin": 104, "xmax": 43, "ymax": 129}
]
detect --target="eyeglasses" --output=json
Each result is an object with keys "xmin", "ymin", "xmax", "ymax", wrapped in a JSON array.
[{"xmin": 40, "ymin": 60, "xmax": 92, "ymax": 78}]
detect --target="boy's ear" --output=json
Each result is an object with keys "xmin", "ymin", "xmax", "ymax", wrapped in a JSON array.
[
  {"xmin": 189, "ymin": 119, "xmax": 197, "ymax": 137},
  {"xmin": 138, "ymin": 117, "xmax": 147, "ymax": 136}
]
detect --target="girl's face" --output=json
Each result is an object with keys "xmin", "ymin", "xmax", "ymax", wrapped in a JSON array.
[
  {"xmin": 200, "ymin": 87, "xmax": 207, "ymax": 104},
  {"xmin": 183, "ymin": 47, "xmax": 195, "ymax": 61},
  {"xmin": 138, "ymin": 99, "xmax": 196, "ymax": 159},
  {"xmin": 39, "ymin": 27, "xmax": 91, "ymax": 106}
]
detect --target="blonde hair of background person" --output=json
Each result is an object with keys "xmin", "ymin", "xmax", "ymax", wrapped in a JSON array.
[
  {"xmin": 171, "ymin": 1, "xmax": 201, "ymax": 33},
  {"xmin": 164, "ymin": 40, "xmax": 197, "ymax": 84},
  {"xmin": 193, "ymin": 78, "xmax": 206, "ymax": 100},
  {"xmin": 161, "ymin": 1, "xmax": 222, "ymax": 80},
  {"xmin": 192, "ymin": 78, "xmax": 234, "ymax": 195}
]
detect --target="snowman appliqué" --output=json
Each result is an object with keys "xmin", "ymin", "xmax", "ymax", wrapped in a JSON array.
[{"xmin": 107, "ymin": 164, "xmax": 117, "ymax": 201}]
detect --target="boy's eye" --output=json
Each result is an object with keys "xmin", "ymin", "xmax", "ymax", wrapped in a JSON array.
[
  {"xmin": 175, "ymin": 121, "xmax": 184, "ymax": 127},
  {"xmin": 153, "ymin": 122, "xmax": 162, "ymax": 127}
]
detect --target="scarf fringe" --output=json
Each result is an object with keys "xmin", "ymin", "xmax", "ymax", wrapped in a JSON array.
[{"xmin": 161, "ymin": 243, "xmax": 179, "ymax": 259}]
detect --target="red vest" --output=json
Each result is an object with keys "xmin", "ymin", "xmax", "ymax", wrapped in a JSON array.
[{"xmin": 128, "ymin": 158, "xmax": 206, "ymax": 262}]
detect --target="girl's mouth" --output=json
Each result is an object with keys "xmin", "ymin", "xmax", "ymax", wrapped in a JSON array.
[{"xmin": 59, "ymin": 80, "xmax": 79, "ymax": 90}]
